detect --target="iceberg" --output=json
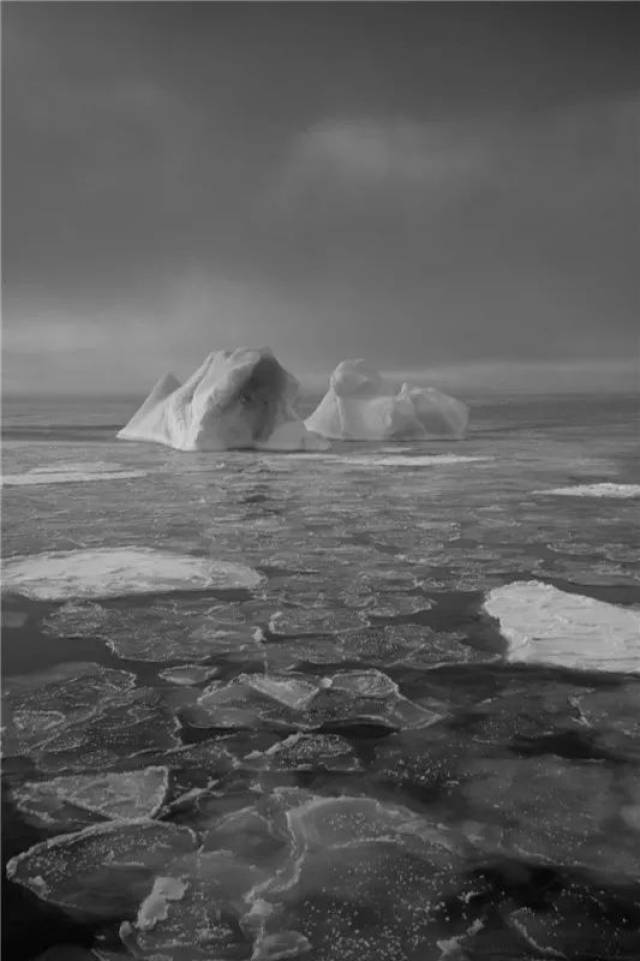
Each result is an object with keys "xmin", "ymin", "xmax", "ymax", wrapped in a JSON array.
[
  {"xmin": 305, "ymin": 359, "xmax": 469, "ymax": 440},
  {"xmin": 117, "ymin": 347, "xmax": 329, "ymax": 452}
]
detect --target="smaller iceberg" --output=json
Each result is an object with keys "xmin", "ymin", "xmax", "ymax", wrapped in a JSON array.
[
  {"xmin": 305, "ymin": 359, "xmax": 468, "ymax": 441},
  {"xmin": 118, "ymin": 347, "xmax": 328, "ymax": 452}
]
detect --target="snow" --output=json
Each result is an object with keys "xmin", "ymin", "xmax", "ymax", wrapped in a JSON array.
[
  {"xmin": 535, "ymin": 483, "xmax": 640, "ymax": 499},
  {"xmin": 117, "ymin": 347, "xmax": 329, "ymax": 452},
  {"xmin": 305, "ymin": 358, "xmax": 469, "ymax": 441},
  {"xmin": 484, "ymin": 580, "xmax": 640, "ymax": 673},
  {"xmin": 1, "ymin": 547, "xmax": 264, "ymax": 600}
]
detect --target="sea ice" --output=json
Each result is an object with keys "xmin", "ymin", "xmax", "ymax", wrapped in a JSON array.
[
  {"xmin": 2, "ymin": 462, "xmax": 147, "ymax": 486},
  {"xmin": 2, "ymin": 662, "xmax": 136, "ymax": 759},
  {"xmin": 11, "ymin": 767, "xmax": 169, "ymax": 830},
  {"xmin": 456, "ymin": 755, "xmax": 640, "ymax": 881},
  {"xmin": 6, "ymin": 819, "xmax": 197, "ymax": 921},
  {"xmin": 305, "ymin": 358, "xmax": 469, "ymax": 441},
  {"xmin": 2, "ymin": 547, "xmax": 263, "ymax": 600},
  {"xmin": 484, "ymin": 580, "xmax": 640, "ymax": 673},
  {"xmin": 117, "ymin": 347, "xmax": 328, "ymax": 452},
  {"xmin": 535, "ymin": 483, "xmax": 640, "ymax": 499}
]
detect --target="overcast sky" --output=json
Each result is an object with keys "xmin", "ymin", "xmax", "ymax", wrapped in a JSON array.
[{"xmin": 3, "ymin": 2, "xmax": 639, "ymax": 394}]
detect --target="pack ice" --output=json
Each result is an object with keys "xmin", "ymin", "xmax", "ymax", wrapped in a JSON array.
[
  {"xmin": 117, "ymin": 347, "xmax": 329, "ymax": 452},
  {"xmin": 305, "ymin": 359, "xmax": 469, "ymax": 440}
]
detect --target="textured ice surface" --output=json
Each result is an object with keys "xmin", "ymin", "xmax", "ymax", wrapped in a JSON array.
[
  {"xmin": 2, "ymin": 547, "xmax": 263, "ymax": 600},
  {"xmin": 11, "ymin": 767, "xmax": 169, "ymax": 830},
  {"xmin": 484, "ymin": 580, "xmax": 640, "ymax": 672},
  {"xmin": 536, "ymin": 483, "xmax": 640, "ymax": 498}
]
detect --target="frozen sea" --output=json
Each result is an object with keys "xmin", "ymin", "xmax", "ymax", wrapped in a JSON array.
[{"xmin": 2, "ymin": 391, "xmax": 640, "ymax": 961}]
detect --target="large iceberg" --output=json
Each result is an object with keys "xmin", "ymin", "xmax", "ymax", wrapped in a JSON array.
[
  {"xmin": 305, "ymin": 359, "xmax": 468, "ymax": 441},
  {"xmin": 118, "ymin": 348, "xmax": 328, "ymax": 452}
]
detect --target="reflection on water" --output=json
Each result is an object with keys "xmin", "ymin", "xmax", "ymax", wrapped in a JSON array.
[{"xmin": 1, "ymin": 393, "xmax": 639, "ymax": 960}]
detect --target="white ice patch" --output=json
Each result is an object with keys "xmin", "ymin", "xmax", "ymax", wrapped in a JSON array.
[
  {"xmin": 263, "ymin": 453, "xmax": 491, "ymax": 467},
  {"xmin": 1, "ymin": 548, "xmax": 264, "ymax": 600},
  {"xmin": 2, "ymin": 462, "xmax": 147, "ymax": 486},
  {"xmin": 535, "ymin": 483, "xmax": 640, "ymax": 499},
  {"xmin": 485, "ymin": 580, "xmax": 640, "ymax": 674},
  {"xmin": 342, "ymin": 454, "xmax": 492, "ymax": 467}
]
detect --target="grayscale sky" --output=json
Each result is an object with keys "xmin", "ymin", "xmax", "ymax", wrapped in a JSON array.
[{"xmin": 3, "ymin": 2, "xmax": 639, "ymax": 394}]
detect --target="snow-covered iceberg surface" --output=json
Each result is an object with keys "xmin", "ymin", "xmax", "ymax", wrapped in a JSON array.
[
  {"xmin": 484, "ymin": 580, "xmax": 640, "ymax": 674},
  {"xmin": 1, "ymin": 547, "xmax": 264, "ymax": 600},
  {"xmin": 305, "ymin": 359, "xmax": 468, "ymax": 441},
  {"xmin": 117, "ymin": 347, "xmax": 328, "ymax": 452}
]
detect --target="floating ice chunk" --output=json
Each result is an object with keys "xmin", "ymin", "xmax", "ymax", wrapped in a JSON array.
[
  {"xmin": 2, "ymin": 662, "xmax": 136, "ymax": 759},
  {"xmin": 535, "ymin": 483, "xmax": 640, "ymax": 499},
  {"xmin": 158, "ymin": 664, "xmax": 220, "ymax": 685},
  {"xmin": 484, "ymin": 580, "xmax": 640, "ymax": 673},
  {"xmin": 118, "ymin": 348, "xmax": 328, "ymax": 452},
  {"xmin": 2, "ymin": 547, "xmax": 264, "ymax": 600},
  {"xmin": 2, "ymin": 463, "xmax": 146, "ymax": 486},
  {"xmin": 11, "ymin": 767, "xmax": 169, "ymax": 830},
  {"xmin": 136, "ymin": 876, "xmax": 188, "ymax": 930},
  {"xmin": 256, "ymin": 733, "xmax": 361, "ymax": 772},
  {"xmin": 305, "ymin": 359, "xmax": 469, "ymax": 440},
  {"xmin": 32, "ymin": 687, "xmax": 181, "ymax": 774},
  {"xmin": 6, "ymin": 818, "xmax": 197, "ymax": 920}
]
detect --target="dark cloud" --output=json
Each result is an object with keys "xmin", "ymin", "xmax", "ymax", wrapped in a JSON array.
[{"xmin": 3, "ymin": 2, "xmax": 639, "ymax": 392}]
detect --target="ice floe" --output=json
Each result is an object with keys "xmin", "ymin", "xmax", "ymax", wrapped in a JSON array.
[
  {"xmin": 456, "ymin": 755, "xmax": 640, "ymax": 881},
  {"xmin": 535, "ymin": 483, "xmax": 640, "ymax": 499},
  {"xmin": 484, "ymin": 580, "xmax": 640, "ymax": 673},
  {"xmin": 2, "ymin": 662, "xmax": 136, "ymax": 759},
  {"xmin": 2, "ymin": 462, "xmax": 147, "ymax": 486},
  {"xmin": 11, "ymin": 767, "xmax": 169, "ymax": 831},
  {"xmin": 2, "ymin": 547, "xmax": 264, "ymax": 600},
  {"xmin": 42, "ymin": 598, "xmax": 260, "ymax": 663},
  {"xmin": 189, "ymin": 669, "xmax": 442, "ymax": 735},
  {"xmin": 6, "ymin": 819, "xmax": 197, "ymax": 921}
]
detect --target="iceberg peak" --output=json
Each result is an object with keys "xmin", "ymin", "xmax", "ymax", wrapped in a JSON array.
[{"xmin": 118, "ymin": 347, "xmax": 328, "ymax": 452}]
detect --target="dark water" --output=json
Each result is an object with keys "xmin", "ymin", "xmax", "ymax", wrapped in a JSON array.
[{"xmin": 2, "ymin": 391, "xmax": 639, "ymax": 960}]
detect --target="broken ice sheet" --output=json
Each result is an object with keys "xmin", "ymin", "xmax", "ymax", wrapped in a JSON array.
[
  {"xmin": 192, "ymin": 670, "xmax": 442, "ymax": 735},
  {"xmin": 10, "ymin": 766, "xmax": 169, "ymax": 832},
  {"xmin": 31, "ymin": 687, "xmax": 181, "ymax": 774},
  {"xmin": 42, "ymin": 599, "xmax": 260, "ymax": 663},
  {"xmin": 7, "ymin": 818, "xmax": 197, "ymax": 921},
  {"xmin": 2, "ymin": 662, "xmax": 136, "ymax": 759}
]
